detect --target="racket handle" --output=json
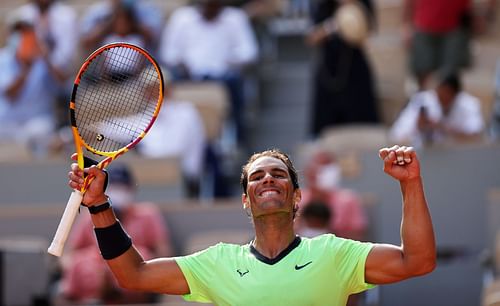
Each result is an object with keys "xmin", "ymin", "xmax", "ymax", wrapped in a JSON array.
[{"xmin": 48, "ymin": 190, "xmax": 83, "ymax": 257}]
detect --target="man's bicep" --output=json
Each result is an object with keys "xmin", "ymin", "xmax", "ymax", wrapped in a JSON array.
[
  {"xmin": 141, "ymin": 257, "xmax": 190, "ymax": 295},
  {"xmin": 365, "ymin": 243, "xmax": 409, "ymax": 285}
]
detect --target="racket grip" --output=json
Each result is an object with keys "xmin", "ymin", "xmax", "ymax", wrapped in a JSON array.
[{"xmin": 47, "ymin": 190, "xmax": 83, "ymax": 257}]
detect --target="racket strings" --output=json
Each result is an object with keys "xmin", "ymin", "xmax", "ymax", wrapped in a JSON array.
[{"xmin": 74, "ymin": 45, "xmax": 161, "ymax": 153}]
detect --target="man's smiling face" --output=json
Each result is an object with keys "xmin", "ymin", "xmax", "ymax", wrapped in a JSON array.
[{"xmin": 243, "ymin": 156, "xmax": 300, "ymax": 218}]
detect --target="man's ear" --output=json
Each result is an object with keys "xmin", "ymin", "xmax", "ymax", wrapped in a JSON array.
[
  {"xmin": 294, "ymin": 189, "xmax": 302, "ymax": 206},
  {"xmin": 242, "ymin": 193, "xmax": 249, "ymax": 209}
]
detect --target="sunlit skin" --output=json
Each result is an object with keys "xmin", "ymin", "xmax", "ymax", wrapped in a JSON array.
[{"xmin": 243, "ymin": 156, "xmax": 301, "ymax": 217}]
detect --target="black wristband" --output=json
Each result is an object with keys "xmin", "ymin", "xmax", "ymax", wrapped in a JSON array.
[
  {"xmin": 94, "ymin": 221, "xmax": 132, "ymax": 260},
  {"xmin": 88, "ymin": 200, "xmax": 111, "ymax": 214}
]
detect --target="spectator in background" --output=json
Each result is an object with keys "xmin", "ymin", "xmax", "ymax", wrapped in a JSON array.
[
  {"xmin": 402, "ymin": 0, "xmax": 475, "ymax": 91},
  {"xmin": 390, "ymin": 74, "xmax": 485, "ymax": 147},
  {"xmin": 57, "ymin": 164, "xmax": 172, "ymax": 305},
  {"xmin": 99, "ymin": 3, "xmax": 148, "ymax": 48},
  {"xmin": 80, "ymin": 0, "xmax": 163, "ymax": 54},
  {"xmin": 0, "ymin": 1, "xmax": 77, "ymax": 158},
  {"xmin": 21, "ymin": 0, "xmax": 78, "ymax": 127},
  {"xmin": 297, "ymin": 200, "xmax": 332, "ymax": 238},
  {"xmin": 15, "ymin": 0, "xmax": 77, "ymax": 80},
  {"xmin": 297, "ymin": 149, "xmax": 368, "ymax": 241},
  {"xmin": 160, "ymin": 0, "xmax": 259, "ymax": 147},
  {"xmin": 307, "ymin": 0, "xmax": 379, "ymax": 138},
  {"xmin": 137, "ymin": 81, "xmax": 207, "ymax": 198}
]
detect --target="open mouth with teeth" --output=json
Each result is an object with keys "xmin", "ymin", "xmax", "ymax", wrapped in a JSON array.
[{"xmin": 259, "ymin": 189, "xmax": 281, "ymax": 197}]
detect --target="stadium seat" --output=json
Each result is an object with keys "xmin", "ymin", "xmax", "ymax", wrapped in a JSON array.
[
  {"xmin": 295, "ymin": 124, "xmax": 390, "ymax": 180},
  {"xmin": 0, "ymin": 141, "xmax": 32, "ymax": 162},
  {"xmin": 171, "ymin": 81, "xmax": 230, "ymax": 142},
  {"xmin": 319, "ymin": 124, "xmax": 390, "ymax": 154}
]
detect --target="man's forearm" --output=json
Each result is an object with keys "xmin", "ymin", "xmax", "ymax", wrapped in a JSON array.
[
  {"xmin": 400, "ymin": 177, "xmax": 436, "ymax": 274},
  {"xmin": 90, "ymin": 208, "xmax": 147, "ymax": 289}
]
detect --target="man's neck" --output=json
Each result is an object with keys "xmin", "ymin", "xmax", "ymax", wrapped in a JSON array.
[{"xmin": 252, "ymin": 214, "xmax": 296, "ymax": 259}]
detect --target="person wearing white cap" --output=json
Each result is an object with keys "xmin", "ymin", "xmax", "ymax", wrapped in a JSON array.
[
  {"xmin": 0, "ymin": 1, "xmax": 73, "ymax": 157},
  {"xmin": 12, "ymin": 0, "xmax": 78, "ymax": 79}
]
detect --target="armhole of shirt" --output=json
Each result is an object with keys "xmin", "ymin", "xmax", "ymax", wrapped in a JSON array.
[
  {"xmin": 174, "ymin": 256, "xmax": 206, "ymax": 302},
  {"xmin": 361, "ymin": 243, "xmax": 377, "ymax": 289}
]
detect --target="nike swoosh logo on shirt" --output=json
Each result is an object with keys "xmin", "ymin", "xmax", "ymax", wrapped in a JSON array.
[{"xmin": 295, "ymin": 261, "xmax": 312, "ymax": 270}]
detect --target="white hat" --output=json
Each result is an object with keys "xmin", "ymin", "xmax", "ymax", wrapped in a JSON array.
[
  {"xmin": 5, "ymin": 6, "xmax": 36, "ymax": 28},
  {"xmin": 335, "ymin": 2, "xmax": 369, "ymax": 46}
]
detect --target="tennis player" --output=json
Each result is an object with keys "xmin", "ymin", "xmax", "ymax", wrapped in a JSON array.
[{"xmin": 67, "ymin": 145, "xmax": 435, "ymax": 305}]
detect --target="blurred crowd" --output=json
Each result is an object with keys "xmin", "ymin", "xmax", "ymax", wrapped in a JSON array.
[
  {"xmin": 0, "ymin": 0, "xmax": 499, "ymax": 197},
  {"xmin": 0, "ymin": 0, "xmax": 499, "ymax": 305}
]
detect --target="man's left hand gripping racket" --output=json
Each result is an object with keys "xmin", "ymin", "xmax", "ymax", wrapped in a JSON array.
[{"xmin": 48, "ymin": 43, "xmax": 164, "ymax": 257}]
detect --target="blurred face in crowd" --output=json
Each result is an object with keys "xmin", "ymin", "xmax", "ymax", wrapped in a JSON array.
[
  {"xmin": 7, "ymin": 22, "xmax": 41, "ymax": 63},
  {"xmin": 436, "ymin": 84, "xmax": 457, "ymax": 115},
  {"xmin": 106, "ymin": 183, "xmax": 136, "ymax": 210},
  {"xmin": 299, "ymin": 201, "xmax": 331, "ymax": 238},
  {"xmin": 7, "ymin": 23, "xmax": 27, "ymax": 49},
  {"xmin": 113, "ymin": 6, "xmax": 137, "ymax": 36},
  {"xmin": 200, "ymin": 0, "xmax": 222, "ymax": 21},
  {"xmin": 33, "ymin": 0, "xmax": 53, "ymax": 12},
  {"xmin": 305, "ymin": 151, "xmax": 341, "ymax": 191}
]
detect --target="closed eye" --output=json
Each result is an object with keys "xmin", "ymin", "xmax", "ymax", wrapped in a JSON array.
[
  {"xmin": 249, "ymin": 169, "xmax": 288, "ymax": 181},
  {"xmin": 271, "ymin": 168, "xmax": 288, "ymax": 178},
  {"xmin": 250, "ymin": 174, "xmax": 263, "ymax": 181}
]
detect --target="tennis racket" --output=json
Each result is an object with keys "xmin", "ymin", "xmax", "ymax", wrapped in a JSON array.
[{"xmin": 48, "ymin": 42, "xmax": 164, "ymax": 257}]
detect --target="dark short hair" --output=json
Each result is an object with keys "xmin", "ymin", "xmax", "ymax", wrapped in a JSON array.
[
  {"xmin": 107, "ymin": 163, "xmax": 135, "ymax": 187},
  {"xmin": 439, "ymin": 74, "xmax": 461, "ymax": 93},
  {"xmin": 240, "ymin": 149, "xmax": 300, "ymax": 195},
  {"xmin": 301, "ymin": 201, "xmax": 331, "ymax": 224}
]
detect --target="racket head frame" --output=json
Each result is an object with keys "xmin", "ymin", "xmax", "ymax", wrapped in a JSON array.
[{"xmin": 69, "ymin": 42, "xmax": 165, "ymax": 190}]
